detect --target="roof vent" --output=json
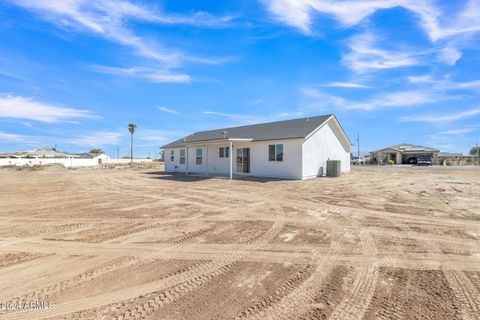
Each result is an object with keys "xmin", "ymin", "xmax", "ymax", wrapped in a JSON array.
[
  {"xmin": 223, "ymin": 130, "xmax": 228, "ymax": 138},
  {"xmin": 306, "ymin": 117, "xmax": 310, "ymax": 121}
]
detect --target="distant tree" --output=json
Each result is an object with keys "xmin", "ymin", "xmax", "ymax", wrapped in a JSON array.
[
  {"xmin": 469, "ymin": 146, "xmax": 480, "ymax": 156},
  {"xmin": 89, "ymin": 148, "xmax": 103, "ymax": 154},
  {"xmin": 128, "ymin": 123, "xmax": 137, "ymax": 164}
]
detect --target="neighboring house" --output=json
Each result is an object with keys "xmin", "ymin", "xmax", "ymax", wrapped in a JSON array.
[
  {"xmin": 162, "ymin": 114, "xmax": 351, "ymax": 180},
  {"xmin": 0, "ymin": 149, "xmax": 113, "ymax": 167},
  {"xmin": 370, "ymin": 144, "xmax": 440, "ymax": 165},
  {"xmin": 74, "ymin": 152, "xmax": 110, "ymax": 164}
]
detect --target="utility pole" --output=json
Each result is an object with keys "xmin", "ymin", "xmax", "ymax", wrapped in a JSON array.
[{"xmin": 357, "ymin": 132, "xmax": 360, "ymax": 158}]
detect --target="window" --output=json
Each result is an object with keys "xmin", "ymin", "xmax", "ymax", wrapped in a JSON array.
[
  {"xmin": 196, "ymin": 148, "xmax": 203, "ymax": 165},
  {"xmin": 179, "ymin": 149, "xmax": 186, "ymax": 164},
  {"xmin": 219, "ymin": 147, "xmax": 229, "ymax": 158},
  {"xmin": 268, "ymin": 144, "xmax": 284, "ymax": 162},
  {"xmin": 276, "ymin": 144, "xmax": 283, "ymax": 161},
  {"xmin": 170, "ymin": 150, "xmax": 174, "ymax": 162}
]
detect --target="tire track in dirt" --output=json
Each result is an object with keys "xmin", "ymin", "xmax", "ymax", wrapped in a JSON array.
[
  {"xmin": 328, "ymin": 231, "xmax": 378, "ymax": 320},
  {"xmin": 4, "ymin": 206, "xmax": 285, "ymax": 320},
  {"xmin": 234, "ymin": 265, "xmax": 317, "ymax": 319},
  {"xmin": 64, "ymin": 222, "xmax": 176, "ymax": 243},
  {"xmin": 0, "ymin": 256, "xmax": 138, "ymax": 316},
  {"xmin": 444, "ymin": 270, "xmax": 480, "ymax": 320},
  {"xmin": 171, "ymin": 225, "xmax": 217, "ymax": 245},
  {"xmin": 0, "ymin": 252, "xmax": 49, "ymax": 269},
  {"xmin": 236, "ymin": 224, "xmax": 339, "ymax": 320}
]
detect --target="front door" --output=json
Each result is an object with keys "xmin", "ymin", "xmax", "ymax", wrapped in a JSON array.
[{"xmin": 236, "ymin": 148, "xmax": 250, "ymax": 173}]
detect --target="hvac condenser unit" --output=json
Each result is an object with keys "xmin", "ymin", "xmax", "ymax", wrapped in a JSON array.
[{"xmin": 326, "ymin": 160, "xmax": 341, "ymax": 177}]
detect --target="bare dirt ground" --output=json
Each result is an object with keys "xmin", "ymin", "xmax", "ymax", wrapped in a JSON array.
[{"xmin": 0, "ymin": 165, "xmax": 479, "ymax": 320}]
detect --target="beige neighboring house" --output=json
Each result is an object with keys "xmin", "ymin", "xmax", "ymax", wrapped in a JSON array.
[{"xmin": 370, "ymin": 144, "xmax": 440, "ymax": 165}]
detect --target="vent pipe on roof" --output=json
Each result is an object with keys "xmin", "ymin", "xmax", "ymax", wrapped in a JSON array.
[
  {"xmin": 223, "ymin": 130, "xmax": 227, "ymax": 138},
  {"xmin": 306, "ymin": 117, "xmax": 310, "ymax": 121}
]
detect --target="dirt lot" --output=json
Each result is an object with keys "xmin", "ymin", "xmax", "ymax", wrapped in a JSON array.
[{"xmin": 0, "ymin": 165, "xmax": 479, "ymax": 320}]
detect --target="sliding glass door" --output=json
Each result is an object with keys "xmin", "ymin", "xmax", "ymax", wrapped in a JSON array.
[{"xmin": 236, "ymin": 148, "xmax": 250, "ymax": 173}]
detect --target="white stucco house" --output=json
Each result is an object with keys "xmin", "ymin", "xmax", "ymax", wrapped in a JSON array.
[{"xmin": 162, "ymin": 114, "xmax": 351, "ymax": 180}]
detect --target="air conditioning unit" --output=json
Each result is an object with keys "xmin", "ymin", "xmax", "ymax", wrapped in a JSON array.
[{"xmin": 326, "ymin": 160, "xmax": 341, "ymax": 177}]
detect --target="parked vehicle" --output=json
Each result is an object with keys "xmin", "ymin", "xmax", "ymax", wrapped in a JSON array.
[
  {"xmin": 407, "ymin": 157, "xmax": 417, "ymax": 164},
  {"xmin": 350, "ymin": 156, "xmax": 364, "ymax": 165},
  {"xmin": 416, "ymin": 154, "xmax": 433, "ymax": 166}
]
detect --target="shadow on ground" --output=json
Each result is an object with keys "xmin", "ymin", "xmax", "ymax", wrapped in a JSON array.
[{"xmin": 142, "ymin": 171, "xmax": 292, "ymax": 183}]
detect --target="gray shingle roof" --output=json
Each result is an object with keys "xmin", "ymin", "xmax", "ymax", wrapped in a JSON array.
[{"xmin": 162, "ymin": 115, "xmax": 334, "ymax": 148}]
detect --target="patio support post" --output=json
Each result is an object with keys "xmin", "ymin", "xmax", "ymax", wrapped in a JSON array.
[
  {"xmin": 185, "ymin": 146, "xmax": 188, "ymax": 176},
  {"xmin": 205, "ymin": 144, "xmax": 209, "ymax": 177},
  {"xmin": 229, "ymin": 141, "xmax": 233, "ymax": 180}
]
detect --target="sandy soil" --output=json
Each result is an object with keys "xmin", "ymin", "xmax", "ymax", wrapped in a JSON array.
[{"xmin": 0, "ymin": 165, "xmax": 479, "ymax": 320}]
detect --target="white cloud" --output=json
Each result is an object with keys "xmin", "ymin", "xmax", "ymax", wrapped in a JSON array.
[
  {"xmin": 0, "ymin": 131, "xmax": 29, "ymax": 142},
  {"xmin": 437, "ymin": 47, "xmax": 462, "ymax": 65},
  {"xmin": 0, "ymin": 94, "xmax": 98, "ymax": 123},
  {"xmin": 407, "ymin": 74, "xmax": 480, "ymax": 90},
  {"xmin": 342, "ymin": 33, "xmax": 423, "ymax": 72},
  {"xmin": 302, "ymin": 87, "xmax": 440, "ymax": 111},
  {"xmin": 401, "ymin": 107, "xmax": 480, "ymax": 123},
  {"xmin": 203, "ymin": 111, "xmax": 298, "ymax": 124},
  {"xmin": 438, "ymin": 127, "xmax": 478, "ymax": 136},
  {"xmin": 69, "ymin": 131, "xmax": 122, "ymax": 146},
  {"xmin": 261, "ymin": 0, "xmax": 480, "ymax": 41},
  {"xmin": 156, "ymin": 106, "xmax": 181, "ymax": 116},
  {"xmin": 323, "ymin": 82, "xmax": 369, "ymax": 88},
  {"xmin": 10, "ymin": 0, "xmax": 234, "ymax": 67},
  {"xmin": 407, "ymin": 74, "xmax": 435, "ymax": 83},
  {"xmin": 95, "ymin": 66, "xmax": 191, "ymax": 83}
]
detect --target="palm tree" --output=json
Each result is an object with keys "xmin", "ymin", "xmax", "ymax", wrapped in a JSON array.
[{"xmin": 128, "ymin": 123, "xmax": 137, "ymax": 164}]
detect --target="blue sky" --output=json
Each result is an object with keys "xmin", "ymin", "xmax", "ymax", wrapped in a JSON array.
[{"xmin": 1, "ymin": 0, "xmax": 480, "ymax": 158}]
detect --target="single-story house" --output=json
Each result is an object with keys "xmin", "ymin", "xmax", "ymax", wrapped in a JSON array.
[
  {"xmin": 370, "ymin": 144, "xmax": 440, "ymax": 165},
  {"xmin": 75, "ymin": 152, "xmax": 110, "ymax": 164},
  {"xmin": 162, "ymin": 114, "xmax": 351, "ymax": 180}
]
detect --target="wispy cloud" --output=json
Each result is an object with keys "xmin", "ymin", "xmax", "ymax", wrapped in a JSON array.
[
  {"xmin": 69, "ymin": 131, "xmax": 123, "ymax": 146},
  {"xmin": 407, "ymin": 74, "xmax": 480, "ymax": 90},
  {"xmin": 302, "ymin": 87, "xmax": 441, "ymax": 111},
  {"xmin": 438, "ymin": 127, "xmax": 479, "ymax": 136},
  {"xmin": 9, "ymin": 0, "xmax": 235, "ymax": 70},
  {"xmin": 94, "ymin": 66, "xmax": 191, "ymax": 83},
  {"xmin": 155, "ymin": 106, "xmax": 181, "ymax": 116},
  {"xmin": 437, "ymin": 47, "xmax": 462, "ymax": 65},
  {"xmin": 342, "ymin": 33, "xmax": 424, "ymax": 73},
  {"xmin": 261, "ymin": 0, "xmax": 480, "ymax": 41},
  {"xmin": 401, "ymin": 107, "xmax": 480, "ymax": 123},
  {"xmin": 323, "ymin": 82, "xmax": 369, "ymax": 88},
  {"xmin": 0, "ymin": 94, "xmax": 98, "ymax": 123},
  {"xmin": 0, "ymin": 131, "xmax": 30, "ymax": 142},
  {"xmin": 203, "ymin": 111, "xmax": 298, "ymax": 124}
]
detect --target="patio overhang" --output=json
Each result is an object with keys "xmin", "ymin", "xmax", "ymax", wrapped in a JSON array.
[{"xmin": 180, "ymin": 138, "xmax": 253, "ymax": 181}]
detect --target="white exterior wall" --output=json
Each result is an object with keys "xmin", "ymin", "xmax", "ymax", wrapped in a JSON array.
[
  {"xmin": 302, "ymin": 120, "xmax": 351, "ymax": 178},
  {"xmin": 164, "ymin": 144, "xmax": 231, "ymax": 175},
  {"xmin": 164, "ymin": 139, "xmax": 303, "ymax": 179},
  {"xmin": 249, "ymin": 139, "xmax": 303, "ymax": 179},
  {"xmin": 164, "ymin": 148, "xmax": 186, "ymax": 172}
]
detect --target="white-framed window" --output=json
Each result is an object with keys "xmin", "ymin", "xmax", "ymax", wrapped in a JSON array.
[
  {"xmin": 219, "ymin": 147, "xmax": 229, "ymax": 158},
  {"xmin": 170, "ymin": 150, "xmax": 174, "ymax": 162},
  {"xmin": 196, "ymin": 148, "xmax": 203, "ymax": 165},
  {"xmin": 179, "ymin": 149, "xmax": 186, "ymax": 164},
  {"xmin": 268, "ymin": 144, "xmax": 284, "ymax": 162}
]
